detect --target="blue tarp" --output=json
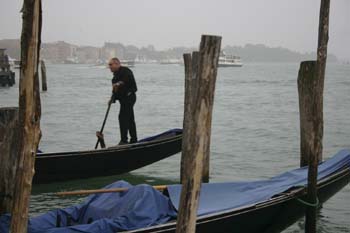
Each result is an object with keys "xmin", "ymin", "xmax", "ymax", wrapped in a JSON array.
[
  {"xmin": 138, "ymin": 128, "xmax": 182, "ymax": 143},
  {"xmin": 1, "ymin": 149, "xmax": 349, "ymax": 233},
  {"xmin": 0, "ymin": 181, "xmax": 176, "ymax": 233},
  {"xmin": 167, "ymin": 149, "xmax": 350, "ymax": 216}
]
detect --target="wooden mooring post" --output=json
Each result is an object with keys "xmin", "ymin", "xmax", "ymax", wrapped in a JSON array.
[
  {"xmin": 40, "ymin": 60, "xmax": 47, "ymax": 91},
  {"xmin": 0, "ymin": 108, "xmax": 19, "ymax": 214},
  {"xmin": 10, "ymin": 0, "xmax": 42, "ymax": 232},
  {"xmin": 176, "ymin": 35, "xmax": 221, "ymax": 233},
  {"xmin": 298, "ymin": 1, "xmax": 330, "ymax": 233},
  {"xmin": 180, "ymin": 51, "xmax": 202, "ymax": 184},
  {"xmin": 180, "ymin": 53, "xmax": 193, "ymax": 184},
  {"xmin": 181, "ymin": 50, "xmax": 211, "ymax": 184},
  {"xmin": 298, "ymin": 61, "xmax": 321, "ymax": 168}
]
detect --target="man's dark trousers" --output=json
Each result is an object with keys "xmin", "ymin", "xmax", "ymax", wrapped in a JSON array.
[{"xmin": 118, "ymin": 93, "xmax": 137, "ymax": 143}]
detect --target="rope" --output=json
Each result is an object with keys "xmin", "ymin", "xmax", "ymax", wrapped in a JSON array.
[{"xmin": 297, "ymin": 197, "xmax": 320, "ymax": 207}]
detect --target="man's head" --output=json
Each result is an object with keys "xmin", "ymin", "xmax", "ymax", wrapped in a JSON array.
[{"xmin": 108, "ymin": 57, "xmax": 121, "ymax": 72}]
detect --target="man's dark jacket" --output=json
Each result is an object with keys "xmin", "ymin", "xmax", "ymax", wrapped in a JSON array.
[{"xmin": 112, "ymin": 66, "xmax": 137, "ymax": 100}]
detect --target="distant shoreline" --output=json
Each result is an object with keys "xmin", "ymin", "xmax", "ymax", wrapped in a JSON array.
[{"xmin": 0, "ymin": 39, "xmax": 340, "ymax": 64}]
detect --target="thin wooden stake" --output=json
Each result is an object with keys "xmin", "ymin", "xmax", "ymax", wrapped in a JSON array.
[
  {"xmin": 10, "ymin": 0, "xmax": 42, "ymax": 232},
  {"xmin": 176, "ymin": 35, "xmax": 221, "ymax": 233},
  {"xmin": 40, "ymin": 60, "xmax": 47, "ymax": 91}
]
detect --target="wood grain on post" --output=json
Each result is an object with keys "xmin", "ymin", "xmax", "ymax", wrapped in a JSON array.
[
  {"xmin": 180, "ymin": 51, "xmax": 200, "ymax": 184},
  {"xmin": 298, "ymin": 61, "xmax": 320, "ymax": 168},
  {"xmin": 316, "ymin": 0, "xmax": 330, "ymax": 95},
  {"xmin": 0, "ymin": 108, "xmax": 19, "ymax": 214},
  {"xmin": 176, "ymin": 35, "xmax": 221, "ymax": 233},
  {"xmin": 200, "ymin": 44, "xmax": 210, "ymax": 183},
  {"xmin": 10, "ymin": 0, "xmax": 42, "ymax": 232},
  {"xmin": 180, "ymin": 51, "xmax": 199, "ymax": 184},
  {"xmin": 190, "ymin": 51, "xmax": 211, "ymax": 183},
  {"xmin": 180, "ymin": 53, "xmax": 193, "ymax": 184},
  {"xmin": 303, "ymin": 1, "xmax": 330, "ymax": 233},
  {"xmin": 40, "ymin": 60, "xmax": 47, "ymax": 91}
]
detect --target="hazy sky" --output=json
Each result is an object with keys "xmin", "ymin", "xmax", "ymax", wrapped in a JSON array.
[{"xmin": 1, "ymin": 0, "xmax": 349, "ymax": 60}]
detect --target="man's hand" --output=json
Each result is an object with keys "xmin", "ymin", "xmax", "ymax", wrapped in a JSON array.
[
  {"xmin": 96, "ymin": 131, "xmax": 104, "ymax": 140},
  {"xmin": 112, "ymin": 83, "xmax": 119, "ymax": 93},
  {"xmin": 112, "ymin": 81, "xmax": 124, "ymax": 93},
  {"xmin": 96, "ymin": 131, "xmax": 106, "ymax": 148}
]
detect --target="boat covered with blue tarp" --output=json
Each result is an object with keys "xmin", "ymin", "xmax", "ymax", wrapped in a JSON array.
[{"xmin": 1, "ymin": 149, "xmax": 349, "ymax": 233}]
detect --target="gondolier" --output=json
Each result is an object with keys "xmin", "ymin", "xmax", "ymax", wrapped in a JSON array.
[{"xmin": 108, "ymin": 57, "xmax": 138, "ymax": 145}]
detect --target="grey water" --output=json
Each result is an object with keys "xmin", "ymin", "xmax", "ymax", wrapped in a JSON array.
[{"xmin": 0, "ymin": 62, "xmax": 349, "ymax": 232}]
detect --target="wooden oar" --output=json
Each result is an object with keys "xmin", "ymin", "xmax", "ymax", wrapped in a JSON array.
[
  {"xmin": 95, "ymin": 94, "xmax": 115, "ymax": 149},
  {"xmin": 56, "ymin": 185, "xmax": 167, "ymax": 196}
]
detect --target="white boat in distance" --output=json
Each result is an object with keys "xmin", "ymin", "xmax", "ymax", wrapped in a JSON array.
[
  {"xmin": 120, "ymin": 60, "xmax": 135, "ymax": 68},
  {"xmin": 219, "ymin": 51, "xmax": 243, "ymax": 67},
  {"xmin": 159, "ymin": 58, "xmax": 183, "ymax": 65}
]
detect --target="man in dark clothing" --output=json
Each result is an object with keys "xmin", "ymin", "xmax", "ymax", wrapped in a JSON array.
[{"xmin": 108, "ymin": 57, "xmax": 138, "ymax": 145}]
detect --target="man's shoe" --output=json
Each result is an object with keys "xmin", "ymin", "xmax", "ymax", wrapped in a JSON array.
[
  {"xmin": 118, "ymin": 141, "xmax": 128, "ymax": 145},
  {"xmin": 129, "ymin": 138, "xmax": 138, "ymax": 144}
]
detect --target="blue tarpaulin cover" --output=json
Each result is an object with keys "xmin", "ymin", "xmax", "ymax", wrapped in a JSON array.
[
  {"xmin": 0, "ymin": 181, "xmax": 176, "ymax": 233},
  {"xmin": 167, "ymin": 149, "xmax": 350, "ymax": 216},
  {"xmin": 0, "ymin": 149, "xmax": 349, "ymax": 233},
  {"xmin": 138, "ymin": 128, "xmax": 182, "ymax": 143}
]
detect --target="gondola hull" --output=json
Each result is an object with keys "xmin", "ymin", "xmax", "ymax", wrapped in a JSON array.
[
  {"xmin": 126, "ymin": 168, "xmax": 350, "ymax": 233},
  {"xmin": 34, "ymin": 134, "xmax": 182, "ymax": 184}
]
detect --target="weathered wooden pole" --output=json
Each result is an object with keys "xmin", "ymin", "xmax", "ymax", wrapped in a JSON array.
[
  {"xmin": 298, "ymin": 1, "xmax": 330, "ymax": 233},
  {"xmin": 200, "ymin": 52, "xmax": 209, "ymax": 183},
  {"xmin": 180, "ymin": 52, "xmax": 201, "ymax": 184},
  {"xmin": 298, "ymin": 61, "xmax": 320, "ymax": 168},
  {"xmin": 176, "ymin": 35, "xmax": 221, "ymax": 233},
  {"xmin": 0, "ymin": 107, "xmax": 19, "ymax": 214},
  {"xmin": 40, "ymin": 60, "xmax": 47, "ymax": 91},
  {"xmin": 10, "ymin": 0, "xmax": 42, "ymax": 232},
  {"xmin": 180, "ymin": 53, "xmax": 193, "ymax": 184},
  {"xmin": 191, "ymin": 51, "xmax": 210, "ymax": 184}
]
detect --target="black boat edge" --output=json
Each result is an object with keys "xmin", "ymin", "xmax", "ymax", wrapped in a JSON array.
[
  {"xmin": 124, "ymin": 167, "xmax": 350, "ymax": 233},
  {"xmin": 33, "ymin": 131, "xmax": 182, "ymax": 184}
]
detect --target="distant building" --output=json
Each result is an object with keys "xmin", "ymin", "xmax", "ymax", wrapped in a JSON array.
[
  {"xmin": 41, "ymin": 41, "xmax": 77, "ymax": 63},
  {"xmin": 101, "ymin": 42, "xmax": 125, "ymax": 61},
  {"xmin": 75, "ymin": 46, "xmax": 99, "ymax": 64}
]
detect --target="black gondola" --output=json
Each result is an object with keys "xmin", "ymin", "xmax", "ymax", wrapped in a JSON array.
[{"xmin": 34, "ymin": 129, "xmax": 182, "ymax": 184}]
